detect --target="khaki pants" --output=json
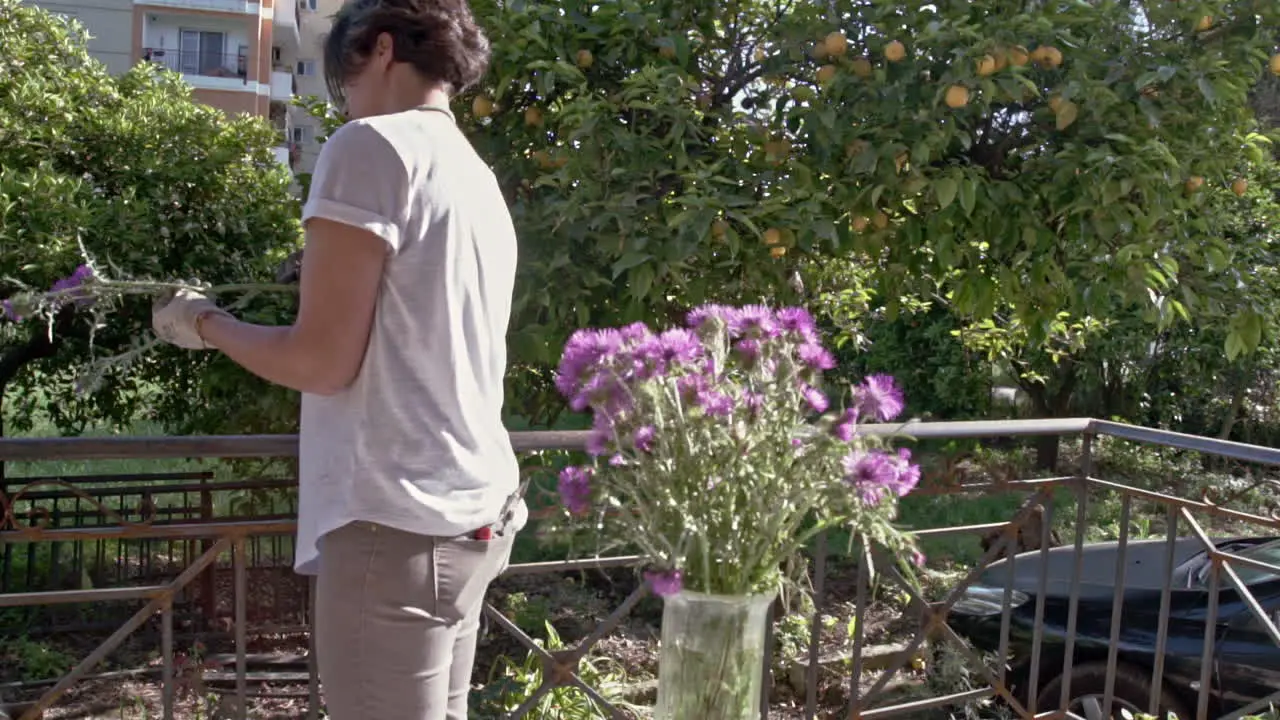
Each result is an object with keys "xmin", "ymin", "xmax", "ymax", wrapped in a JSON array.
[{"xmin": 315, "ymin": 520, "xmax": 515, "ymax": 719}]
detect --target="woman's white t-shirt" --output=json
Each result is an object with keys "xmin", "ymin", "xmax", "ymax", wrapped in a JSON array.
[{"xmin": 293, "ymin": 108, "xmax": 524, "ymax": 575}]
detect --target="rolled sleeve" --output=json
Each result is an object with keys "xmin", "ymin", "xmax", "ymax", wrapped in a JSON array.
[{"xmin": 302, "ymin": 121, "xmax": 409, "ymax": 253}]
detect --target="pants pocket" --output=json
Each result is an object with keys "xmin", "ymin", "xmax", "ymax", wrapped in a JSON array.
[{"xmin": 433, "ymin": 533, "xmax": 514, "ymax": 623}]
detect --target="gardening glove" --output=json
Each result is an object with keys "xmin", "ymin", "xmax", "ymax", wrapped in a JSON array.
[{"xmin": 151, "ymin": 288, "xmax": 230, "ymax": 350}]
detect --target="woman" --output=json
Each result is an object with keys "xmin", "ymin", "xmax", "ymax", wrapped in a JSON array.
[{"xmin": 151, "ymin": 1, "xmax": 524, "ymax": 717}]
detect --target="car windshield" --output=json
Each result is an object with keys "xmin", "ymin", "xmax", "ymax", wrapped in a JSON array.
[{"xmin": 1196, "ymin": 539, "xmax": 1280, "ymax": 587}]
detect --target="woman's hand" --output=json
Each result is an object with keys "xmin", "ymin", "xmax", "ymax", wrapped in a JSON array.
[{"xmin": 152, "ymin": 289, "xmax": 231, "ymax": 349}]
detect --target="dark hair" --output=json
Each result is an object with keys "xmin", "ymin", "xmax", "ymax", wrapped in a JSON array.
[{"xmin": 323, "ymin": 0, "xmax": 490, "ymax": 106}]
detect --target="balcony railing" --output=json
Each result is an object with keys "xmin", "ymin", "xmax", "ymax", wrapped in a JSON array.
[
  {"xmin": 2, "ymin": 420, "xmax": 1279, "ymax": 720},
  {"xmin": 142, "ymin": 48, "xmax": 247, "ymax": 81}
]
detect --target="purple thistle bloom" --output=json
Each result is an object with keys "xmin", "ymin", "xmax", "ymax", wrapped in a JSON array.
[
  {"xmin": 633, "ymin": 328, "xmax": 705, "ymax": 379},
  {"xmin": 48, "ymin": 265, "xmax": 96, "ymax": 303},
  {"xmin": 686, "ymin": 304, "xmax": 738, "ymax": 332},
  {"xmin": 1, "ymin": 299, "xmax": 20, "ymax": 323},
  {"xmin": 586, "ymin": 414, "xmax": 614, "ymax": 456},
  {"xmin": 619, "ymin": 321, "xmax": 653, "ymax": 343},
  {"xmin": 557, "ymin": 466, "xmax": 593, "ymax": 515},
  {"xmin": 802, "ymin": 385, "xmax": 829, "ymax": 413},
  {"xmin": 731, "ymin": 304, "xmax": 780, "ymax": 339},
  {"xmin": 696, "ymin": 389, "xmax": 735, "ymax": 417},
  {"xmin": 911, "ymin": 550, "xmax": 927, "ymax": 568},
  {"xmin": 797, "ymin": 342, "xmax": 836, "ymax": 371},
  {"xmin": 775, "ymin": 306, "xmax": 819, "ymax": 342},
  {"xmin": 677, "ymin": 374, "xmax": 707, "ymax": 404},
  {"xmin": 556, "ymin": 328, "xmax": 624, "ymax": 398},
  {"xmin": 633, "ymin": 425, "xmax": 656, "ymax": 452},
  {"xmin": 832, "ymin": 407, "xmax": 860, "ymax": 442},
  {"xmin": 856, "ymin": 374, "xmax": 906, "ymax": 422},
  {"xmin": 645, "ymin": 569, "xmax": 684, "ymax": 597},
  {"xmin": 733, "ymin": 338, "xmax": 762, "ymax": 367},
  {"xmin": 572, "ymin": 373, "xmax": 629, "ymax": 414},
  {"xmin": 887, "ymin": 447, "xmax": 921, "ymax": 497},
  {"xmin": 842, "ymin": 450, "xmax": 898, "ymax": 506}
]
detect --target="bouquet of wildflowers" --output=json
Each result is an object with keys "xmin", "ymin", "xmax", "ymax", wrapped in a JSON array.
[{"xmin": 553, "ymin": 303, "xmax": 923, "ymax": 600}]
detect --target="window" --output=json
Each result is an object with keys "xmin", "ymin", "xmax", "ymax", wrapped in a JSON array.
[
  {"xmin": 299, "ymin": 0, "xmax": 318, "ymax": 10},
  {"xmin": 292, "ymin": 126, "xmax": 315, "ymax": 144},
  {"xmin": 179, "ymin": 30, "xmax": 236, "ymax": 77},
  {"xmin": 296, "ymin": 59, "xmax": 317, "ymax": 76}
]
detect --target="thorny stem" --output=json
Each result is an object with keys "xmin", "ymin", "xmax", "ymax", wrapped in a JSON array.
[{"xmin": 33, "ymin": 279, "xmax": 298, "ymax": 302}]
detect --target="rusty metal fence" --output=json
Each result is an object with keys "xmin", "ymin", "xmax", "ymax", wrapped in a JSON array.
[{"xmin": 0, "ymin": 420, "xmax": 1278, "ymax": 720}]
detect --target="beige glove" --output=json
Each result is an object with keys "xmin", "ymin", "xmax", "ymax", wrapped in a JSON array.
[{"xmin": 152, "ymin": 288, "xmax": 231, "ymax": 350}]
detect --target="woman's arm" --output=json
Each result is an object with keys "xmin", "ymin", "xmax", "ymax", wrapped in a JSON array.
[{"xmin": 198, "ymin": 217, "xmax": 386, "ymax": 396}]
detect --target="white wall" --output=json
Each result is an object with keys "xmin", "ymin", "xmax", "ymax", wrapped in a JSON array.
[{"xmin": 30, "ymin": 0, "xmax": 135, "ymax": 75}]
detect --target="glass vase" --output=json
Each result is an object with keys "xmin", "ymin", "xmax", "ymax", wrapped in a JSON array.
[{"xmin": 654, "ymin": 590, "xmax": 775, "ymax": 720}]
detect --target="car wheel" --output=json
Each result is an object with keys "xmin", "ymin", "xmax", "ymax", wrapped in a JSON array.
[{"xmin": 1037, "ymin": 661, "xmax": 1193, "ymax": 720}]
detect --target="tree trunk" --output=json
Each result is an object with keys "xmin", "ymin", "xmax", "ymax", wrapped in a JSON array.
[{"xmin": 1019, "ymin": 360, "xmax": 1079, "ymax": 471}]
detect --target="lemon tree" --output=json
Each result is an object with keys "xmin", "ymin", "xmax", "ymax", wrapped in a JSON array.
[{"xmin": 451, "ymin": 0, "xmax": 1278, "ymax": 424}]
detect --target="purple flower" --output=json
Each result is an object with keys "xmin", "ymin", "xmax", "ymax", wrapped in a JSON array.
[
  {"xmin": 686, "ymin": 304, "xmax": 738, "ymax": 332},
  {"xmin": 633, "ymin": 425, "xmax": 656, "ymax": 452},
  {"xmin": 802, "ymin": 385, "xmax": 829, "ymax": 413},
  {"xmin": 556, "ymin": 328, "xmax": 625, "ymax": 398},
  {"xmin": 696, "ymin": 389, "xmax": 735, "ymax": 417},
  {"xmin": 571, "ymin": 372, "xmax": 628, "ymax": 414},
  {"xmin": 645, "ymin": 569, "xmax": 684, "ymax": 597},
  {"xmin": 887, "ymin": 447, "xmax": 921, "ymax": 497},
  {"xmin": 743, "ymin": 391, "xmax": 764, "ymax": 416},
  {"xmin": 46, "ymin": 264, "xmax": 97, "ymax": 309},
  {"xmin": 731, "ymin": 304, "xmax": 779, "ymax": 339},
  {"xmin": 734, "ymin": 338, "xmax": 762, "ymax": 363},
  {"xmin": 797, "ymin": 342, "xmax": 836, "ymax": 371},
  {"xmin": 842, "ymin": 450, "xmax": 898, "ymax": 505},
  {"xmin": 619, "ymin": 321, "xmax": 652, "ymax": 343},
  {"xmin": 911, "ymin": 550, "xmax": 927, "ymax": 568},
  {"xmin": 1, "ymin": 299, "xmax": 20, "ymax": 323},
  {"xmin": 775, "ymin": 307, "xmax": 819, "ymax": 342},
  {"xmin": 557, "ymin": 466, "xmax": 593, "ymax": 514},
  {"xmin": 633, "ymin": 329, "xmax": 705, "ymax": 379},
  {"xmin": 832, "ymin": 407, "xmax": 860, "ymax": 442},
  {"xmin": 586, "ymin": 414, "xmax": 614, "ymax": 456},
  {"xmin": 677, "ymin": 374, "xmax": 707, "ymax": 403},
  {"xmin": 856, "ymin": 374, "xmax": 905, "ymax": 422}
]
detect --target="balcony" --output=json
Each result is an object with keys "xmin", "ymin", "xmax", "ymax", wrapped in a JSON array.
[
  {"xmin": 271, "ymin": 104, "xmax": 297, "ymax": 174},
  {"xmin": 270, "ymin": 69, "xmax": 295, "ymax": 102},
  {"xmin": 274, "ymin": 0, "xmax": 300, "ymax": 48},
  {"xmin": 142, "ymin": 48, "xmax": 253, "ymax": 92},
  {"xmin": 134, "ymin": 0, "xmax": 259, "ymax": 15}
]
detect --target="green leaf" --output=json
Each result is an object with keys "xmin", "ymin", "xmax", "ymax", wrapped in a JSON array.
[
  {"xmin": 958, "ymin": 177, "xmax": 977, "ymax": 216},
  {"xmin": 1195, "ymin": 77, "xmax": 1218, "ymax": 105},
  {"xmin": 611, "ymin": 252, "xmax": 652, "ymax": 279},
  {"xmin": 933, "ymin": 176, "xmax": 958, "ymax": 210},
  {"xmin": 629, "ymin": 264, "xmax": 654, "ymax": 300}
]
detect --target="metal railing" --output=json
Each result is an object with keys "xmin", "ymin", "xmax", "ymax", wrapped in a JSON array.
[
  {"xmin": 141, "ymin": 49, "xmax": 248, "ymax": 81},
  {"xmin": 0, "ymin": 419, "xmax": 1278, "ymax": 720}
]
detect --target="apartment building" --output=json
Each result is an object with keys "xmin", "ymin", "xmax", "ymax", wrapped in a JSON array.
[
  {"xmin": 29, "ymin": 0, "xmax": 336, "ymax": 176},
  {"xmin": 292, "ymin": 0, "xmax": 342, "ymax": 173}
]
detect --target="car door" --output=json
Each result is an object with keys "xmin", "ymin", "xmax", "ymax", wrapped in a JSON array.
[{"xmin": 1213, "ymin": 580, "xmax": 1280, "ymax": 711}]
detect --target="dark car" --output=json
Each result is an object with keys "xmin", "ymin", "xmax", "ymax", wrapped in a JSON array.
[{"xmin": 947, "ymin": 535, "xmax": 1280, "ymax": 719}]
